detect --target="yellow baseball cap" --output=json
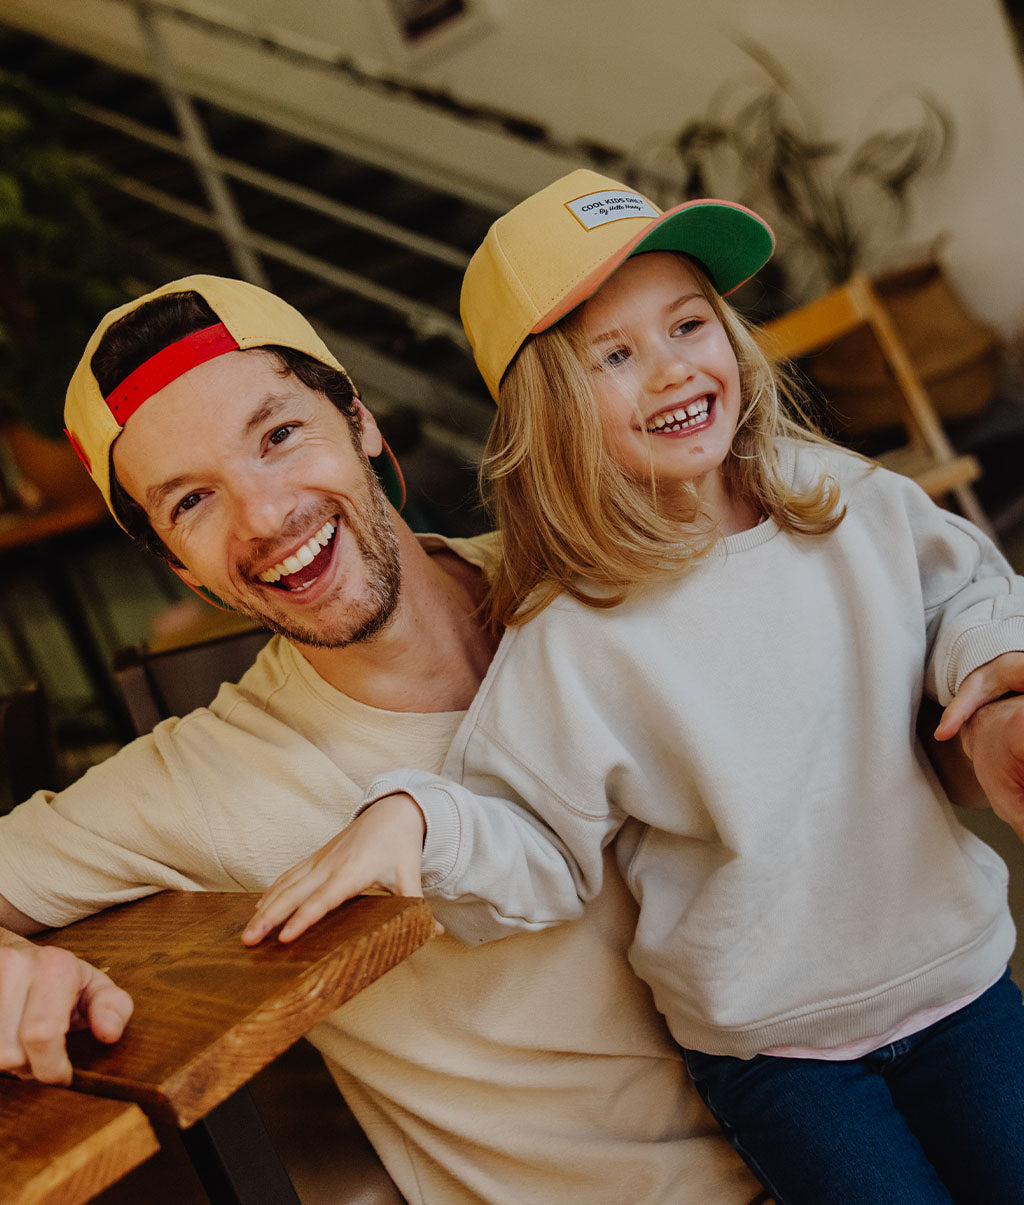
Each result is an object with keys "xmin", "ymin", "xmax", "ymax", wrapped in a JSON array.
[
  {"xmin": 64, "ymin": 274, "xmax": 404, "ymax": 523},
  {"xmin": 460, "ymin": 168, "xmax": 775, "ymax": 401}
]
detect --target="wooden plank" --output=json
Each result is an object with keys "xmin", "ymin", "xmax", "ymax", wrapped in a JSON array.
[
  {"xmin": 756, "ymin": 274, "xmax": 995, "ymax": 535},
  {"xmin": 874, "ymin": 448, "xmax": 982, "ymax": 495},
  {"xmin": 35, "ymin": 892, "xmax": 434, "ymax": 1127},
  {"xmin": 754, "ymin": 283, "xmax": 864, "ymax": 360},
  {"xmin": 0, "ymin": 1080, "xmax": 158, "ymax": 1205}
]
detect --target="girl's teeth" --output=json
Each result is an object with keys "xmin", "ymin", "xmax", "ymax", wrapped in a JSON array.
[{"xmin": 647, "ymin": 398, "xmax": 710, "ymax": 432}]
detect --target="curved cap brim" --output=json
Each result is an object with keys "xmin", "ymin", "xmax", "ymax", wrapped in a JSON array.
[{"xmin": 534, "ymin": 197, "xmax": 775, "ymax": 335}]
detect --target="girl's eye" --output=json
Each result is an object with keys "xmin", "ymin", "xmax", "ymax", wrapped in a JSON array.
[
  {"xmin": 603, "ymin": 347, "xmax": 631, "ymax": 368},
  {"xmin": 673, "ymin": 318, "xmax": 703, "ymax": 336},
  {"xmin": 268, "ymin": 424, "xmax": 294, "ymax": 446}
]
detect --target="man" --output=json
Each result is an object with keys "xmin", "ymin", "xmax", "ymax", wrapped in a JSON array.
[{"xmin": 0, "ymin": 276, "xmax": 764, "ymax": 1203}]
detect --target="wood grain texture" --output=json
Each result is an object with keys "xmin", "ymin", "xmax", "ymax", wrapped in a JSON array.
[
  {"xmin": 35, "ymin": 892, "xmax": 434, "ymax": 1126},
  {"xmin": 0, "ymin": 1080, "xmax": 158, "ymax": 1205}
]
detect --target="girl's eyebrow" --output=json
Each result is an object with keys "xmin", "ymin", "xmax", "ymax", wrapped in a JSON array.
[
  {"xmin": 587, "ymin": 326, "xmax": 626, "ymax": 346},
  {"xmin": 586, "ymin": 291, "xmax": 706, "ymax": 346}
]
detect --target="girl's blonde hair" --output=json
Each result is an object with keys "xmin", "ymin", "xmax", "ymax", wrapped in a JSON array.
[{"xmin": 481, "ymin": 255, "xmax": 846, "ymax": 629}]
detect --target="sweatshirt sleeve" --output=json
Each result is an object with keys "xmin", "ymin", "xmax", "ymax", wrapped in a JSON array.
[
  {"xmin": 905, "ymin": 483, "xmax": 1024, "ymax": 704},
  {"xmin": 0, "ymin": 718, "xmax": 245, "ymax": 927},
  {"xmin": 362, "ymin": 755, "xmax": 623, "ymax": 944}
]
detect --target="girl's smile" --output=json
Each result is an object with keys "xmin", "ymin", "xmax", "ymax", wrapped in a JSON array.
[{"xmin": 643, "ymin": 395, "xmax": 713, "ymax": 434}]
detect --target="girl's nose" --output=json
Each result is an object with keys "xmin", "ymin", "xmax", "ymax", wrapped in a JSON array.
[{"xmin": 644, "ymin": 342, "xmax": 694, "ymax": 393}]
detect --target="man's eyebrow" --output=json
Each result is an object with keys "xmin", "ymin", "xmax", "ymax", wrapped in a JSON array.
[
  {"xmin": 145, "ymin": 473, "xmax": 191, "ymax": 516},
  {"xmin": 144, "ymin": 393, "xmax": 296, "ymax": 515},
  {"xmin": 242, "ymin": 393, "xmax": 292, "ymax": 438}
]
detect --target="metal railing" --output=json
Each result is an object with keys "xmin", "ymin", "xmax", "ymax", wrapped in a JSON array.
[
  {"xmin": 0, "ymin": 0, "xmax": 645, "ymax": 444},
  {"xmin": 4, "ymin": 0, "xmax": 575, "ymax": 444}
]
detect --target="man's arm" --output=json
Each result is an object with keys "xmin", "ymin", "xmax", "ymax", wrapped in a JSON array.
[
  {"xmin": 934, "ymin": 652, "xmax": 1024, "ymax": 838},
  {"xmin": 0, "ymin": 892, "xmax": 133, "ymax": 1084},
  {"xmin": 0, "ymin": 892, "xmax": 44, "ymax": 937}
]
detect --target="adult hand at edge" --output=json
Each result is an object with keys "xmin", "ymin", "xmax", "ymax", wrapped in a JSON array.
[
  {"xmin": 934, "ymin": 651, "xmax": 1024, "ymax": 839},
  {"xmin": 0, "ymin": 932, "xmax": 133, "ymax": 1085},
  {"xmin": 934, "ymin": 651, "xmax": 1024, "ymax": 742}
]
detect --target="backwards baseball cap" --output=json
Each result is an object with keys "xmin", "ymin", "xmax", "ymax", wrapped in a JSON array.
[
  {"xmin": 64, "ymin": 273, "xmax": 404, "ymax": 525},
  {"xmin": 460, "ymin": 168, "xmax": 775, "ymax": 401}
]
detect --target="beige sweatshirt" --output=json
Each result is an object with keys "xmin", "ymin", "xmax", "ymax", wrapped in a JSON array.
[
  {"xmin": 364, "ymin": 447, "xmax": 1022, "ymax": 1058},
  {"xmin": 0, "ymin": 535, "xmax": 760, "ymax": 1205}
]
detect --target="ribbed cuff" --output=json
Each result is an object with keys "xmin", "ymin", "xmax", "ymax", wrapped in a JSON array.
[
  {"xmin": 947, "ymin": 617, "xmax": 1024, "ymax": 699},
  {"xmin": 362, "ymin": 773, "xmax": 463, "ymax": 884}
]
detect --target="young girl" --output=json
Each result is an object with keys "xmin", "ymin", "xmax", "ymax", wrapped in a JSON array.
[{"xmin": 245, "ymin": 170, "xmax": 1024, "ymax": 1203}]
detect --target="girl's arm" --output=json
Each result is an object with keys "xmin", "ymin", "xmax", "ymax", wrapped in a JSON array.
[
  {"xmin": 245, "ymin": 761, "xmax": 621, "ymax": 946},
  {"xmin": 242, "ymin": 792, "xmax": 430, "ymax": 945},
  {"xmin": 919, "ymin": 506, "xmax": 1024, "ymax": 705},
  {"xmin": 906, "ymin": 471, "xmax": 1024, "ymax": 837},
  {"xmin": 247, "ymin": 621, "xmax": 633, "ymax": 947}
]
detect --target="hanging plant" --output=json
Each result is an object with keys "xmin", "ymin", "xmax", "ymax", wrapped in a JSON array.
[{"xmin": 625, "ymin": 40, "xmax": 953, "ymax": 314}]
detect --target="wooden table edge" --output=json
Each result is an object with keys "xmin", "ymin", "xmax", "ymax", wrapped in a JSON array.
[
  {"xmin": 60, "ymin": 895, "xmax": 436, "ymax": 1127},
  {"xmin": 0, "ymin": 1085, "xmax": 158, "ymax": 1205}
]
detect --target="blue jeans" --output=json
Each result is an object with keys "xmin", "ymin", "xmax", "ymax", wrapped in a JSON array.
[{"xmin": 682, "ymin": 969, "xmax": 1024, "ymax": 1204}]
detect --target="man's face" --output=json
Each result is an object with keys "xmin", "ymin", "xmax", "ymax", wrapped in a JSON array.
[{"xmin": 112, "ymin": 349, "xmax": 401, "ymax": 649}]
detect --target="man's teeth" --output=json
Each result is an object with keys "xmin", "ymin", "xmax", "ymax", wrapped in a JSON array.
[
  {"xmin": 646, "ymin": 398, "xmax": 710, "ymax": 432},
  {"xmin": 258, "ymin": 520, "xmax": 336, "ymax": 584}
]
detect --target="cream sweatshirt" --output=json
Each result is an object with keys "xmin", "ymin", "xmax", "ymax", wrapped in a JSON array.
[
  {"xmin": 364, "ymin": 444, "xmax": 1022, "ymax": 1058},
  {"xmin": 0, "ymin": 535, "xmax": 761, "ymax": 1205}
]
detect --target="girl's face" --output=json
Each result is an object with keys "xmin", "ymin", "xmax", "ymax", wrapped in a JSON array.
[{"xmin": 575, "ymin": 251, "xmax": 743, "ymax": 515}]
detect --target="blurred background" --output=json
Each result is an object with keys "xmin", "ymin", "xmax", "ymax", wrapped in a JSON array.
[
  {"xmin": 0, "ymin": 0, "xmax": 1023, "ymax": 761},
  {"xmin": 1, "ymin": 6, "xmax": 1023, "ymax": 1200}
]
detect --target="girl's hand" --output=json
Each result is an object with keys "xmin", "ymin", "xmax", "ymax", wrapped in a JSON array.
[
  {"xmin": 935, "ymin": 652, "xmax": 1024, "ymax": 840},
  {"xmin": 934, "ymin": 651, "xmax": 1024, "ymax": 741},
  {"xmin": 241, "ymin": 793, "xmax": 430, "ymax": 945}
]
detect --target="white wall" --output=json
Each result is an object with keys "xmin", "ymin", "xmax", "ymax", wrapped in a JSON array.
[{"xmin": 5, "ymin": 0, "xmax": 1024, "ymax": 334}]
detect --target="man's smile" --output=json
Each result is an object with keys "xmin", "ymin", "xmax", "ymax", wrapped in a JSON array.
[{"xmin": 257, "ymin": 517, "xmax": 338, "ymax": 589}]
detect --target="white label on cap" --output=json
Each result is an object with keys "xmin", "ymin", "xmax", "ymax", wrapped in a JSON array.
[{"xmin": 565, "ymin": 189, "xmax": 659, "ymax": 230}]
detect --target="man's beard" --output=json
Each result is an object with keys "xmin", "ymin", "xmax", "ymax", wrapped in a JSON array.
[{"xmin": 236, "ymin": 457, "xmax": 402, "ymax": 650}]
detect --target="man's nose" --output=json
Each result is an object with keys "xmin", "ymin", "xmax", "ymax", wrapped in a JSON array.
[{"xmin": 228, "ymin": 474, "xmax": 296, "ymax": 540}]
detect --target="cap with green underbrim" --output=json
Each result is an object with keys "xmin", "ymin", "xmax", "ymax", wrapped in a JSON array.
[{"xmin": 460, "ymin": 168, "xmax": 775, "ymax": 401}]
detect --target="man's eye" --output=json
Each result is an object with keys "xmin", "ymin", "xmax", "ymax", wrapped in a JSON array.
[
  {"xmin": 172, "ymin": 492, "xmax": 203, "ymax": 521},
  {"xmin": 268, "ymin": 424, "xmax": 294, "ymax": 446}
]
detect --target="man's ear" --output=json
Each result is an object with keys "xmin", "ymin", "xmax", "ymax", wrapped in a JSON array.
[
  {"xmin": 352, "ymin": 397, "xmax": 384, "ymax": 458},
  {"xmin": 168, "ymin": 562, "xmax": 236, "ymax": 612},
  {"xmin": 171, "ymin": 561, "xmax": 203, "ymax": 590}
]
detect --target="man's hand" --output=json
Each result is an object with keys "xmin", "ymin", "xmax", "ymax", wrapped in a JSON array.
[
  {"xmin": 0, "ymin": 931, "xmax": 133, "ymax": 1085},
  {"xmin": 934, "ymin": 651, "xmax": 1024, "ymax": 839},
  {"xmin": 242, "ymin": 792, "xmax": 431, "ymax": 946}
]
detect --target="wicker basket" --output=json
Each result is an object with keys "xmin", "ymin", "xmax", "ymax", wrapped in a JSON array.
[{"xmin": 807, "ymin": 261, "xmax": 1000, "ymax": 436}]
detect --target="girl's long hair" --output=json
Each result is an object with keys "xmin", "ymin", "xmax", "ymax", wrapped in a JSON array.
[{"xmin": 481, "ymin": 256, "xmax": 846, "ymax": 629}]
